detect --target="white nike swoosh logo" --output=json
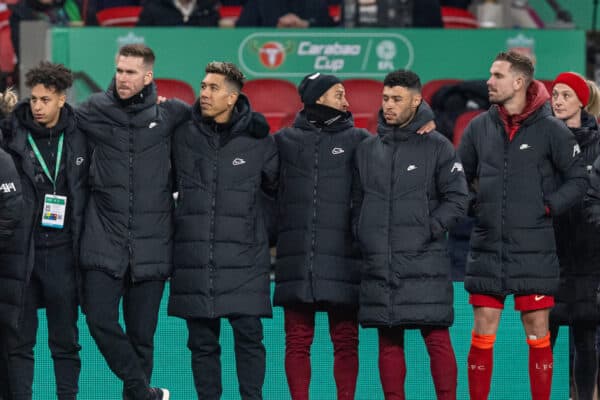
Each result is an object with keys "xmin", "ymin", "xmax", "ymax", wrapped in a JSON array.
[{"xmin": 534, "ymin": 295, "xmax": 545, "ymax": 301}]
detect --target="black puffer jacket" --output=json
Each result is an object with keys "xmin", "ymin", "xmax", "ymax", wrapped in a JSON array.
[
  {"xmin": 458, "ymin": 85, "xmax": 588, "ymax": 296},
  {"xmin": 1, "ymin": 102, "xmax": 87, "ymax": 330},
  {"xmin": 551, "ymin": 111, "xmax": 600, "ymax": 325},
  {"xmin": 137, "ymin": 0, "xmax": 219, "ymax": 26},
  {"xmin": 273, "ymin": 111, "xmax": 369, "ymax": 308},
  {"xmin": 76, "ymin": 82, "xmax": 189, "ymax": 281},
  {"xmin": 168, "ymin": 95, "xmax": 279, "ymax": 319},
  {"xmin": 0, "ymin": 143, "xmax": 22, "ymax": 330},
  {"xmin": 355, "ymin": 103, "xmax": 468, "ymax": 328}
]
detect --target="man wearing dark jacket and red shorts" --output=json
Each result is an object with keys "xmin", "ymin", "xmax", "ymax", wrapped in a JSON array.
[
  {"xmin": 458, "ymin": 51, "xmax": 588, "ymax": 400},
  {"xmin": 355, "ymin": 69, "xmax": 468, "ymax": 400}
]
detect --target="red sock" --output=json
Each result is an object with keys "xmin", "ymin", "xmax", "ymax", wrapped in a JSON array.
[
  {"xmin": 527, "ymin": 333, "xmax": 553, "ymax": 400},
  {"xmin": 467, "ymin": 331, "xmax": 495, "ymax": 400}
]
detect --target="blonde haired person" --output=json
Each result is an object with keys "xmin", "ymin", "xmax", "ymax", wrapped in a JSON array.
[
  {"xmin": 549, "ymin": 71, "xmax": 600, "ymax": 400},
  {"xmin": 585, "ymin": 79, "xmax": 600, "ymax": 118},
  {"xmin": 0, "ymin": 87, "xmax": 18, "ymax": 118}
]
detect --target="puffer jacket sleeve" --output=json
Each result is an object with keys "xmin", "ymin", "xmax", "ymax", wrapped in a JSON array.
[
  {"xmin": 430, "ymin": 136, "xmax": 469, "ymax": 238},
  {"xmin": 545, "ymin": 121, "xmax": 589, "ymax": 215},
  {"xmin": 0, "ymin": 149, "xmax": 22, "ymax": 241},
  {"xmin": 584, "ymin": 154, "xmax": 600, "ymax": 227},
  {"xmin": 457, "ymin": 119, "xmax": 480, "ymax": 216},
  {"xmin": 261, "ymin": 135, "xmax": 279, "ymax": 198}
]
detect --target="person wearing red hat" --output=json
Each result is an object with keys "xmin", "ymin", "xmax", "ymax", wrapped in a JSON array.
[{"xmin": 549, "ymin": 71, "xmax": 600, "ymax": 400}]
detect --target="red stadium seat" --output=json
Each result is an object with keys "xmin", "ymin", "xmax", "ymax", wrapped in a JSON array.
[
  {"xmin": 96, "ymin": 6, "xmax": 142, "ymax": 27},
  {"xmin": 218, "ymin": 5, "xmax": 243, "ymax": 26},
  {"xmin": 155, "ymin": 78, "xmax": 196, "ymax": 105},
  {"xmin": 422, "ymin": 79, "xmax": 462, "ymax": 104},
  {"xmin": 328, "ymin": 5, "xmax": 341, "ymax": 23},
  {"xmin": 342, "ymin": 78, "xmax": 383, "ymax": 132},
  {"xmin": 453, "ymin": 109, "xmax": 484, "ymax": 148},
  {"xmin": 441, "ymin": 7, "xmax": 478, "ymax": 29},
  {"xmin": 243, "ymin": 79, "xmax": 302, "ymax": 133},
  {"xmin": 0, "ymin": 9, "xmax": 15, "ymax": 74}
]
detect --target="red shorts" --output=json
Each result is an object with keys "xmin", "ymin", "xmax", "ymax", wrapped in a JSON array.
[{"xmin": 469, "ymin": 294, "xmax": 554, "ymax": 311}]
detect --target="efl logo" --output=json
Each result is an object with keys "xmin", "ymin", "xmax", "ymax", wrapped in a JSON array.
[{"xmin": 257, "ymin": 42, "xmax": 289, "ymax": 69}]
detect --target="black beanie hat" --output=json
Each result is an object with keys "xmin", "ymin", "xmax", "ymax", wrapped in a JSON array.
[{"xmin": 298, "ymin": 72, "xmax": 342, "ymax": 105}]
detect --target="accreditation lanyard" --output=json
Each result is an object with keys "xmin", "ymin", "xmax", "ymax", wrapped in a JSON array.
[
  {"xmin": 27, "ymin": 133, "xmax": 68, "ymax": 229},
  {"xmin": 27, "ymin": 132, "xmax": 64, "ymax": 193}
]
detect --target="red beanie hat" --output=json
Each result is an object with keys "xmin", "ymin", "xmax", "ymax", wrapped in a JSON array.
[{"xmin": 553, "ymin": 72, "xmax": 590, "ymax": 107}]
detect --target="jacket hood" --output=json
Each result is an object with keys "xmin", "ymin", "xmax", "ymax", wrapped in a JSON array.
[
  {"xmin": 293, "ymin": 108, "xmax": 354, "ymax": 133},
  {"xmin": 377, "ymin": 100, "xmax": 435, "ymax": 140},
  {"xmin": 493, "ymin": 80, "xmax": 551, "ymax": 136},
  {"xmin": 9, "ymin": 100, "xmax": 75, "ymax": 141},
  {"xmin": 191, "ymin": 93, "xmax": 269, "ymax": 139},
  {"xmin": 106, "ymin": 79, "xmax": 158, "ymax": 114}
]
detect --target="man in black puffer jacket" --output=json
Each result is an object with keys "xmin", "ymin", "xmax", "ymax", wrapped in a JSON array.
[
  {"xmin": 0, "ymin": 125, "xmax": 22, "ymax": 400},
  {"xmin": 168, "ymin": 62, "xmax": 278, "ymax": 400},
  {"xmin": 458, "ymin": 51, "xmax": 588, "ymax": 400},
  {"xmin": 76, "ymin": 44, "xmax": 188, "ymax": 400},
  {"xmin": 355, "ymin": 69, "xmax": 468, "ymax": 400},
  {"xmin": 273, "ymin": 73, "xmax": 369, "ymax": 400},
  {"xmin": 2, "ymin": 62, "xmax": 87, "ymax": 400}
]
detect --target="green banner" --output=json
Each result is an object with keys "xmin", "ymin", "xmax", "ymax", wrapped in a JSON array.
[{"xmin": 52, "ymin": 27, "xmax": 585, "ymax": 101}]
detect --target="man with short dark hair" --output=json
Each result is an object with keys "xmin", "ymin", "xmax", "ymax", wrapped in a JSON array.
[
  {"xmin": 2, "ymin": 61, "xmax": 86, "ymax": 400},
  {"xmin": 168, "ymin": 61, "xmax": 278, "ymax": 400},
  {"xmin": 355, "ymin": 69, "xmax": 468, "ymax": 400},
  {"xmin": 458, "ymin": 50, "xmax": 588, "ymax": 400},
  {"xmin": 77, "ymin": 44, "xmax": 188, "ymax": 400}
]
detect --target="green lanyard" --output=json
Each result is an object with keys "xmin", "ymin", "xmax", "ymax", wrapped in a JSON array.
[{"xmin": 27, "ymin": 132, "xmax": 64, "ymax": 194}]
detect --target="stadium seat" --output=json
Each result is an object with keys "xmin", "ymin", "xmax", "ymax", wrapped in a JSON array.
[
  {"xmin": 441, "ymin": 7, "xmax": 478, "ymax": 29},
  {"xmin": 243, "ymin": 79, "xmax": 302, "ymax": 133},
  {"xmin": 96, "ymin": 6, "xmax": 142, "ymax": 27},
  {"xmin": 218, "ymin": 5, "xmax": 242, "ymax": 27},
  {"xmin": 154, "ymin": 78, "xmax": 196, "ymax": 105},
  {"xmin": 342, "ymin": 78, "xmax": 383, "ymax": 132},
  {"xmin": 0, "ymin": 9, "xmax": 15, "ymax": 74},
  {"xmin": 422, "ymin": 79, "xmax": 462, "ymax": 104},
  {"xmin": 328, "ymin": 5, "xmax": 341, "ymax": 23},
  {"xmin": 453, "ymin": 109, "xmax": 483, "ymax": 148}
]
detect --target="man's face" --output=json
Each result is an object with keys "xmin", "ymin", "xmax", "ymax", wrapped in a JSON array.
[
  {"xmin": 381, "ymin": 85, "xmax": 420, "ymax": 126},
  {"xmin": 199, "ymin": 73, "xmax": 237, "ymax": 123},
  {"xmin": 316, "ymin": 83, "xmax": 349, "ymax": 112},
  {"xmin": 552, "ymin": 83, "xmax": 582, "ymax": 122},
  {"xmin": 115, "ymin": 55, "xmax": 152, "ymax": 100},
  {"xmin": 487, "ymin": 60, "xmax": 520, "ymax": 105},
  {"xmin": 30, "ymin": 84, "xmax": 65, "ymax": 128}
]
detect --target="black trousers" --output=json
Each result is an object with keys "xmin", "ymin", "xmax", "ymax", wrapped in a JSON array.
[
  {"xmin": 187, "ymin": 316, "xmax": 266, "ymax": 400},
  {"xmin": 83, "ymin": 270, "xmax": 164, "ymax": 400},
  {"xmin": 6, "ymin": 244, "xmax": 81, "ymax": 400},
  {"xmin": 0, "ymin": 327, "xmax": 11, "ymax": 400}
]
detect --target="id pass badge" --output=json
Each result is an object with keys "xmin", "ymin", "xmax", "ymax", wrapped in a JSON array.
[{"xmin": 41, "ymin": 194, "xmax": 67, "ymax": 229}]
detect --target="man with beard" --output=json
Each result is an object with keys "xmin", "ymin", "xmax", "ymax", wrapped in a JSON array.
[
  {"xmin": 458, "ymin": 51, "xmax": 588, "ymax": 400},
  {"xmin": 354, "ymin": 69, "xmax": 468, "ymax": 400},
  {"xmin": 76, "ymin": 44, "xmax": 188, "ymax": 400},
  {"xmin": 2, "ymin": 61, "xmax": 86, "ymax": 400},
  {"xmin": 168, "ymin": 61, "xmax": 278, "ymax": 400}
]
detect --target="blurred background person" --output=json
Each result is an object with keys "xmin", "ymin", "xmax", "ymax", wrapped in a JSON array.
[{"xmin": 137, "ymin": 0, "xmax": 219, "ymax": 26}]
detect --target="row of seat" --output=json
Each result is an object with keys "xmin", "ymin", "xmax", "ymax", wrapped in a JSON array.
[{"xmin": 96, "ymin": 5, "xmax": 477, "ymax": 28}]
